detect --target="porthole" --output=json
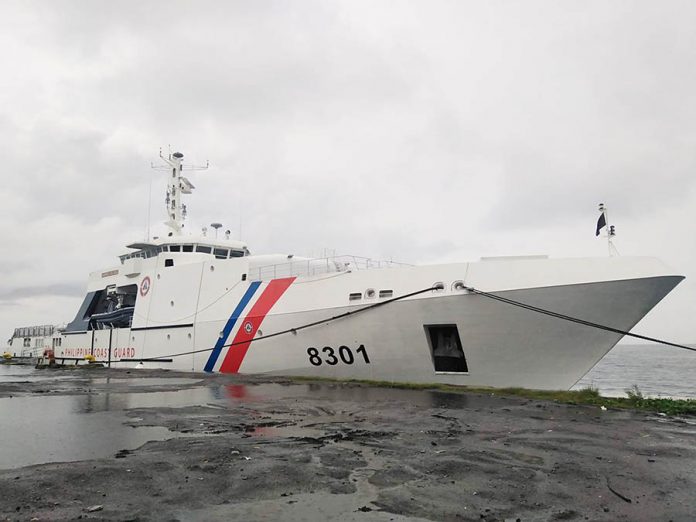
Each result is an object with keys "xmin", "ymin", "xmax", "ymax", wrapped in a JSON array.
[
  {"xmin": 365, "ymin": 288, "xmax": 376, "ymax": 299},
  {"xmin": 432, "ymin": 282, "xmax": 445, "ymax": 292},
  {"xmin": 452, "ymin": 280, "xmax": 466, "ymax": 291}
]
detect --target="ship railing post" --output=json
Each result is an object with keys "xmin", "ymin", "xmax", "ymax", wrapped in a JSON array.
[{"xmin": 108, "ymin": 327, "xmax": 113, "ymax": 368}]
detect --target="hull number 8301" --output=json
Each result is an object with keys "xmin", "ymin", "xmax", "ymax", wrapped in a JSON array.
[{"xmin": 307, "ymin": 345, "xmax": 370, "ymax": 366}]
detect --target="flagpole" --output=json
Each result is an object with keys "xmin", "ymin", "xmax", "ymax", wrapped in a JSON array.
[{"xmin": 598, "ymin": 203, "xmax": 618, "ymax": 257}]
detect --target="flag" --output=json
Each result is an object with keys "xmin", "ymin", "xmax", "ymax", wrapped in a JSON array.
[{"xmin": 595, "ymin": 212, "xmax": 606, "ymax": 236}]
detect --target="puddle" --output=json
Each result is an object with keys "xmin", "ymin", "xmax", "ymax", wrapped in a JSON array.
[
  {"xmin": 0, "ymin": 381, "xmax": 221, "ymax": 469},
  {"xmin": 74, "ymin": 388, "xmax": 221, "ymax": 413},
  {"xmin": 0, "ymin": 395, "xmax": 179, "ymax": 470},
  {"xmin": 216, "ymin": 382, "xmax": 472, "ymax": 410},
  {"xmin": 0, "ymin": 368, "xmax": 476, "ymax": 469},
  {"xmin": 90, "ymin": 377, "xmax": 203, "ymax": 386},
  {"xmin": 0, "ymin": 365, "xmax": 75, "ymax": 383}
]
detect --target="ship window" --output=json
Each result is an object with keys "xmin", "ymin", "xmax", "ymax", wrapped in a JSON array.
[
  {"xmin": 349, "ymin": 292, "xmax": 362, "ymax": 301},
  {"xmin": 379, "ymin": 290, "xmax": 393, "ymax": 298},
  {"xmin": 183, "ymin": 244, "xmax": 194, "ymax": 252},
  {"xmin": 214, "ymin": 248, "xmax": 228, "ymax": 259},
  {"xmin": 165, "ymin": 259, "xmax": 174, "ymax": 267},
  {"xmin": 196, "ymin": 246, "xmax": 212, "ymax": 253},
  {"xmin": 230, "ymin": 250, "xmax": 244, "ymax": 258},
  {"xmin": 170, "ymin": 245, "xmax": 181, "ymax": 252},
  {"xmin": 425, "ymin": 325, "xmax": 468, "ymax": 373},
  {"xmin": 241, "ymin": 274, "xmax": 247, "ymax": 281}
]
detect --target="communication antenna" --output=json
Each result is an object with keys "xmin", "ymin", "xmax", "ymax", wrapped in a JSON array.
[
  {"xmin": 210, "ymin": 222, "xmax": 222, "ymax": 239},
  {"xmin": 151, "ymin": 149, "xmax": 209, "ymax": 236},
  {"xmin": 145, "ymin": 170, "xmax": 153, "ymax": 241}
]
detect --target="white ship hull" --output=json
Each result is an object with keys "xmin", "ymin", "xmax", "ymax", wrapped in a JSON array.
[
  {"xmin": 54, "ymin": 255, "xmax": 682, "ymax": 390},
  {"xmin": 13, "ymin": 151, "xmax": 679, "ymax": 390}
]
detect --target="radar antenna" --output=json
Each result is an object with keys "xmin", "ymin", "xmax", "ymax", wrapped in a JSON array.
[{"xmin": 151, "ymin": 149, "xmax": 209, "ymax": 236}]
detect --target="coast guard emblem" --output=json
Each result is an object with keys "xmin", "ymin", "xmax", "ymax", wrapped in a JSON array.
[
  {"xmin": 244, "ymin": 321, "xmax": 253, "ymax": 334},
  {"xmin": 139, "ymin": 276, "xmax": 151, "ymax": 297}
]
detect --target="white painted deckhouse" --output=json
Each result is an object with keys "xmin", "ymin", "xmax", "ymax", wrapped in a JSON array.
[{"xmin": 31, "ymin": 151, "xmax": 683, "ymax": 389}]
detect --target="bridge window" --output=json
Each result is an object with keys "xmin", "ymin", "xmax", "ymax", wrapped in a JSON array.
[{"xmin": 196, "ymin": 246, "xmax": 212, "ymax": 253}]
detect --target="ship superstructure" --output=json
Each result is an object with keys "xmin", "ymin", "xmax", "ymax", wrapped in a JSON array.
[{"xmin": 30, "ymin": 151, "xmax": 684, "ymax": 389}]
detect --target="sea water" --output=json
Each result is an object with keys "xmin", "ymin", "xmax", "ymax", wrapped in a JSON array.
[{"xmin": 574, "ymin": 343, "xmax": 696, "ymax": 399}]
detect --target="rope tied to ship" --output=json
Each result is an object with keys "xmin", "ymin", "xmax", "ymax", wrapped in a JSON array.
[
  {"xmin": 115, "ymin": 281, "xmax": 694, "ymax": 363},
  {"xmin": 117, "ymin": 283, "xmax": 444, "ymax": 362},
  {"xmin": 461, "ymin": 285, "xmax": 696, "ymax": 353}
]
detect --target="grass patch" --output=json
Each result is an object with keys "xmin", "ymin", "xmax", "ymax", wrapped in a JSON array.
[{"xmin": 289, "ymin": 376, "xmax": 696, "ymax": 416}]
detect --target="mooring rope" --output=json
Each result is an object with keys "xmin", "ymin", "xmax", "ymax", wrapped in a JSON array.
[
  {"xmin": 107, "ymin": 280, "xmax": 694, "ymax": 364},
  {"xmin": 114, "ymin": 284, "xmax": 443, "ymax": 362},
  {"xmin": 462, "ymin": 285, "xmax": 696, "ymax": 353}
]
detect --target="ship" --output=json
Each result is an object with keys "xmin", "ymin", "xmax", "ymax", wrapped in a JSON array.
[{"xmin": 7, "ymin": 151, "xmax": 684, "ymax": 390}]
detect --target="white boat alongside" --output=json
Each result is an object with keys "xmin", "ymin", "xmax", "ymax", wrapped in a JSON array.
[
  {"xmin": 5, "ymin": 325, "xmax": 64, "ymax": 359},
  {"xmin": 29, "ymin": 151, "xmax": 683, "ymax": 389}
]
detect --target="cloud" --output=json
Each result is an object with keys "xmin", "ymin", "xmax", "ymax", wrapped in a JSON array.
[
  {"xmin": 0, "ymin": 0, "xmax": 695, "ymax": 343},
  {"xmin": 0, "ymin": 284, "xmax": 84, "ymax": 302}
]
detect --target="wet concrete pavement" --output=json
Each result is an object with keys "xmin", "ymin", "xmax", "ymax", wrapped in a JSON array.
[{"xmin": 0, "ymin": 366, "xmax": 694, "ymax": 521}]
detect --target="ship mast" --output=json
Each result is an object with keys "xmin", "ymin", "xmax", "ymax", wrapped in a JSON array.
[
  {"xmin": 153, "ymin": 150, "xmax": 208, "ymax": 236},
  {"xmin": 597, "ymin": 203, "xmax": 619, "ymax": 256}
]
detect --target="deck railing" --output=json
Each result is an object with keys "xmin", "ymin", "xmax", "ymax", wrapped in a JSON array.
[{"xmin": 249, "ymin": 255, "xmax": 412, "ymax": 281}]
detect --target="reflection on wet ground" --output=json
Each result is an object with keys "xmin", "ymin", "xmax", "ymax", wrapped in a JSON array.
[
  {"xmin": 0, "ymin": 366, "xmax": 472, "ymax": 469},
  {"xmin": 0, "ymin": 369, "xmax": 74, "ymax": 383}
]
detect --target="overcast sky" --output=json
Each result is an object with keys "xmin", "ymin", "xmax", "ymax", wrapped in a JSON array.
[{"xmin": 1, "ymin": 0, "xmax": 695, "ymax": 345}]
